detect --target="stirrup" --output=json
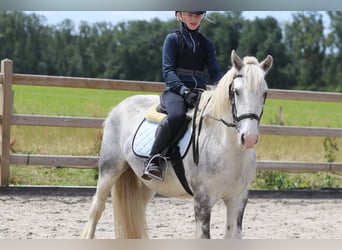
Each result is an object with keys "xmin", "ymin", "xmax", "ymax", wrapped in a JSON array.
[
  {"xmin": 142, "ymin": 163, "xmax": 152, "ymax": 180},
  {"xmin": 141, "ymin": 154, "xmax": 167, "ymax": 181}
]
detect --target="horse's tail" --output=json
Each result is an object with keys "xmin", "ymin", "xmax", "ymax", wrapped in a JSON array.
[{"xmin": 111, "ymin": 165, "xmax": 154, "ymax": 239}]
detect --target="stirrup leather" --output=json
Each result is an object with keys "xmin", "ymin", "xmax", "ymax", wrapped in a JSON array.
[{"xmin": 142, "ymin": 154, "xmax": 168, "ymax": 181}]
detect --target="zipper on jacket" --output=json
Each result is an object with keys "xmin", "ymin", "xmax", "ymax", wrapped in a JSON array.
[
  {"xmin": 189, "ymin": 32, "xmax": 196, "ymax": 53},
  {"xmin": 192, "ymin": 76, "xmax": 198, "ymax": 89}
]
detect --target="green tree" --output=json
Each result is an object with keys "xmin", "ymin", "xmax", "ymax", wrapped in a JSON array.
[
  {"xmin": 76, "ymin": 21, "xmax": 117, "ymax": 78},
  {"xmin": 49, "ymin": 19, "xmax": 82, "ymax": 76},
  {"xmin": 324, "ymin": 11, "xmax": 342, "ymax": 92},
  {"xmin": 201, "ymin": 11, "xmax": 245, "ymax": 71},
  {"xmin": 1, "ymin": 11, "xmax": 340, "ymax": 92},
  {"xmin": 109, "ymin": 18, "xmax": 173, "ymax": 81},
  {"xmin": 0, "ymin": 11, "xmax": 52, "ymax": 74},
  {"xmin": 237, "ymin": 16, "xmax": 290, "ymax": 89},
  {"xmin": 284, "ymin": 12, "xmax": 326, "ymax": 90}
]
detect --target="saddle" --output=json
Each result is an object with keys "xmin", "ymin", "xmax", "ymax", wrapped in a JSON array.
[
  {"xmin": 132, "ymin": 97, "xmax": 193, "ymax": 195},
  {"xmin": 132, "ymin": 97, "xmax": 192, "ymax": 159}
]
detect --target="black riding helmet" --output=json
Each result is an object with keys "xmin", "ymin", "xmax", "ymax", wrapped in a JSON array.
[{"xmin": 175, "ymin": 11, "xmax": 206, "ymax": 16}]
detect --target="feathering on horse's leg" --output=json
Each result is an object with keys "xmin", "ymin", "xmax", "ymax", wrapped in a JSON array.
[
  {"xmin": 81, "ymin": 172, "xmax": 115, "ymax": 239},
  {"xmin": 223, "ymin": 191, "xmax": 249, "ymax": 239}
]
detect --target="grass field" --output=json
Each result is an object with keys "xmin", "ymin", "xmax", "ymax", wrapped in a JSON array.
[{"xmin": 8, "ymin": 85, "xmax": 342, "ymax": 188}]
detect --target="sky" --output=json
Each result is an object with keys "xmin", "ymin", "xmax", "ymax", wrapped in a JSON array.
[{"xmin": 26, "ymin": 11, "xmax": 303, "ymax": 26}]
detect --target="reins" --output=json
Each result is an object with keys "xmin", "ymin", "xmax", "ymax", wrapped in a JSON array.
[{"xmin": 191, "ymin": 90, "xmax": 204, "ymax": 165}]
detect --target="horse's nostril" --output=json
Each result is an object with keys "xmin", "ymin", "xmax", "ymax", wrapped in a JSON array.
[{"xmin": 241, "ymin": 133, "xmax": 245, "ymax": 145}]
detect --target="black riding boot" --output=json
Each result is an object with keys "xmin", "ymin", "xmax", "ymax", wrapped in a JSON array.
[{"xmin": 142, "ymin": 118, "xmax": 173, "ymax": 181}]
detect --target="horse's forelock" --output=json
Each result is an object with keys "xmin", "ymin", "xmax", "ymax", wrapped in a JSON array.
[
  {"xmin": 241, "ymin": 57, "xmax": 268, "ymax": 94},
  {"xmin": 243, "ymin": 56, "xmax": 259, "ymax": 65},
  {"xmin": 241, "ymin": 56, "xmax": 267, "ymax": 92}
]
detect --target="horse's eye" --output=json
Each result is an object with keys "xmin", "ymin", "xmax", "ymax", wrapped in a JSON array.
[{"xmin": 234, "ymin": 89, "xmax": 240, "ymax": 97}]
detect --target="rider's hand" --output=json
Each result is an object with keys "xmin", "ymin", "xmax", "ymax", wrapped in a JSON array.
[{"xmin": 180, "ymin": 86, "xmax": 198, "ymax": 108}]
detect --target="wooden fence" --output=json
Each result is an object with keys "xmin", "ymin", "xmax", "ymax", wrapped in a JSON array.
[{"xmin": 1, "ymin": 58, "xmax": 342, "ymax": 186}]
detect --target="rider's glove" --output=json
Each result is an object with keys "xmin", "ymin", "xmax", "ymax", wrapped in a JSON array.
[{"xmin": 180, "ymin": 86, "xmax": 198, "ymax": 108}]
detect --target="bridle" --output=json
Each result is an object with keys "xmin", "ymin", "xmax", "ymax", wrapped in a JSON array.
[
  {"xmin": 191, "ymin": 73, "xmax": 267, "ymax": 164},
  {"xmin": 202, "ymin": 74, "xmax": 267, "ymax": 129},
  {"xmin": 228, "ymin": 74, "xmax": 267, "ymax": 128}
]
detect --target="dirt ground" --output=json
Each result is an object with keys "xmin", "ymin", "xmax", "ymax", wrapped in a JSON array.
[{"xmin": 0, "ymin": 192, "xmax": 341, "ymax": 239}]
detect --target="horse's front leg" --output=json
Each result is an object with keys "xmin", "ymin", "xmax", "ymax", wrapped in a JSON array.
[
  {"xmin": 194, "ymin": 193, "xmax": 212, "ymax": 239},
  {"xmin": 223, "ymin": 191, "xmax": 249, "ymax": 239}
]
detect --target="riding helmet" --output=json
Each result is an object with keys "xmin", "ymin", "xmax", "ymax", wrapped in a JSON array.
[{"xmin": 175, "ymin": 11, "xmax": 206, "ymax": 16}]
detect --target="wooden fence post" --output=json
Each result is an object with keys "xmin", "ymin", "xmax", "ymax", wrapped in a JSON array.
[{"xmin": 0, "ymin": 59, "xmax": 13, "ymax": 186}]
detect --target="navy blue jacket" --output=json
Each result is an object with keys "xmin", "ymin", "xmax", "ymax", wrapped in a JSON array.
[{"xmin": 162, "ymin": 24, "xmax": 224, "ymax": 94}]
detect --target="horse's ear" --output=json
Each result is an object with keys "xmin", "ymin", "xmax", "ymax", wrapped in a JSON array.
[
  {"xmin": 231, "ymin": 50, "xmax": 244, "ymax": 70},
  {"xmin": 260, "ymin": 55, "xmax": 273, "ymax": 74}
]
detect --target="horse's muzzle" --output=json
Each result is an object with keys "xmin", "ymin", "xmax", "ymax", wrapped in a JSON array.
[
  {"xmin": 240, "ymin": 133, "xmax": 259, "ymax": 148},
  {"xmin": 239, "ymin": 119, "xmax": 259, "ymax": 149}
]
